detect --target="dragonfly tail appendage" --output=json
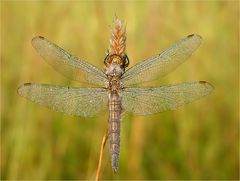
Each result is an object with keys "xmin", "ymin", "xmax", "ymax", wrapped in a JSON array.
[{"xmin": 108, "ymin": 93, "xmax": 122, "ymax": 173}]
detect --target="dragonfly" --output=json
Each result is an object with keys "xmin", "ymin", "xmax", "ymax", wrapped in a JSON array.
[{"xmin": 18, "ymin": 19, "xmax": 214, "ymax": 173}]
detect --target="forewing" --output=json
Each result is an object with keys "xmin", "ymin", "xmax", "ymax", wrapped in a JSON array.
[
  {"xmin": 122, "ymin": 34, "xmax": 202, "ymax": 86},
  {"xmin": 121, "ymin": 81, "xmax": 214, "ymax": 115},
  {"xmin": 18, "ymin": 83, "xmax": 108, "ymax": 117},
  {"xmin": 31, "ymin": 36, "xmax": 107, "ymax": 86}
]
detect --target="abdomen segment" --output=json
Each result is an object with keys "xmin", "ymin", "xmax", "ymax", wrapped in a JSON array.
[{"xmin": 108, "ymin": 93, "xmax": 122, "ymax": 173}]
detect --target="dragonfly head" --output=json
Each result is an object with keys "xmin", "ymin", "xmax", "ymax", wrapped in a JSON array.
[
  {"xmin": 104, "ymin": 53, "xmax": 129, "ymax": 75},
  {"xmin": 104, "ymin": 53, "xmax": 129, "ymax": 76}
]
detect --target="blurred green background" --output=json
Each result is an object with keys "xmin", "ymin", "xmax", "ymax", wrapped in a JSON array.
[{"xmin": 1, "ymin": 1, "xmax": 239, "ymax": 180}]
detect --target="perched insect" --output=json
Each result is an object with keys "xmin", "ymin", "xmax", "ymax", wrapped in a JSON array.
[{"xmin": 18, "ymin": 18, "xmax": 214, "ymax": 173}]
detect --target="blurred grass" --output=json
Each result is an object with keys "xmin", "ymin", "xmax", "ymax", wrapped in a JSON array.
[{"xmin": 1, "ymin": 1, "xmax": 239, "ymax": 180}]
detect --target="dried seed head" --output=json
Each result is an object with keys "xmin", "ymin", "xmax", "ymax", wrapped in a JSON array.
[{"xmin": 108, "ymin": 18, "xmax": 126, "ymax": 56}]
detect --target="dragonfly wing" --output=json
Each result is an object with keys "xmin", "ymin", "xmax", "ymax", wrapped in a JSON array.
[
  {"xmin": 122, "ymin": 34, "xmax": 202, "ymax": 86},
  {"xmin": 31, "ymin": 36, "xmax": 108, "ymax": 86},
  {"xmin": 121, "ymin": 81, "xmax": 214, "ymax": 115},
  {"xmin": 18, "ymin": 83, "xmax": 108, "ymax": 117}
]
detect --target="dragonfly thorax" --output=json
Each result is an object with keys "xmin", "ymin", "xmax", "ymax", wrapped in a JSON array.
[
  {"xmin": 107, "ymin": 75, "xmax": 122, "ymax": 92},
  {"xmin": 105, "ymin": 64, "xmax": 123, "ymax": 76}
]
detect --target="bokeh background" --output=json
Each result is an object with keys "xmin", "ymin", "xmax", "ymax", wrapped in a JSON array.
[{"xmin": 1, "ymin": 1, "xmax": 239, "ymax": 180}]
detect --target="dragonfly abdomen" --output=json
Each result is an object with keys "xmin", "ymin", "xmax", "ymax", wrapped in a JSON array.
[{"xmin": 108, "ymin": 92, "xmax": 122, "ymax": 173}]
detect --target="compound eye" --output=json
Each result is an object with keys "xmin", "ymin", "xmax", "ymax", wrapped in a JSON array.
[
  {"xmin": 104, "ymin": 54, "xmax": 111, "ymax": 66},
  {"xmin": 118, "ymin": 58, "xmax": 123, "ymax": 65},
  {"xmin": 124, "ymin": 55, "xmax": 129, "ymax": 67}
]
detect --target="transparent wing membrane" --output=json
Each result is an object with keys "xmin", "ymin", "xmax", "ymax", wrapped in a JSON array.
[
  {"xmin": 122, "ymin": 34, "xmax": 202, "ymax": 86},
  {"xmin": 19, "ymin": 34, "xmax": 213, "ymax": 118},
  {"xmin": 121, "ymin": 81, "xmax": 214, "ymax": 115},
  {"xmin": 18, "ymin": 83, "xmax": 108, "ymax": 117},
  {"xmin": 31, "ymin": 36, "xmax": 108, "ymax": 86}
]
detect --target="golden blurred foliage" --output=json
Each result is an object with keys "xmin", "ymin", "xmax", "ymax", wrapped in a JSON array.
[{"xmin": 1, "ymin": 1, "xmax": 239, "ymax": 180}]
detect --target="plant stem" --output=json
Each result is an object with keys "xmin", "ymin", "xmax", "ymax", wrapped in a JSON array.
[{"xmin": 95, "ymin": 130, "xmax": 108, "ymax": 181}]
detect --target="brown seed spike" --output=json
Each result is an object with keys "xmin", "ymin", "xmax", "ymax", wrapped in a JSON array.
[{"xmin": 108, "ymin": 18, "xmax": 126, "ymax": 56}]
